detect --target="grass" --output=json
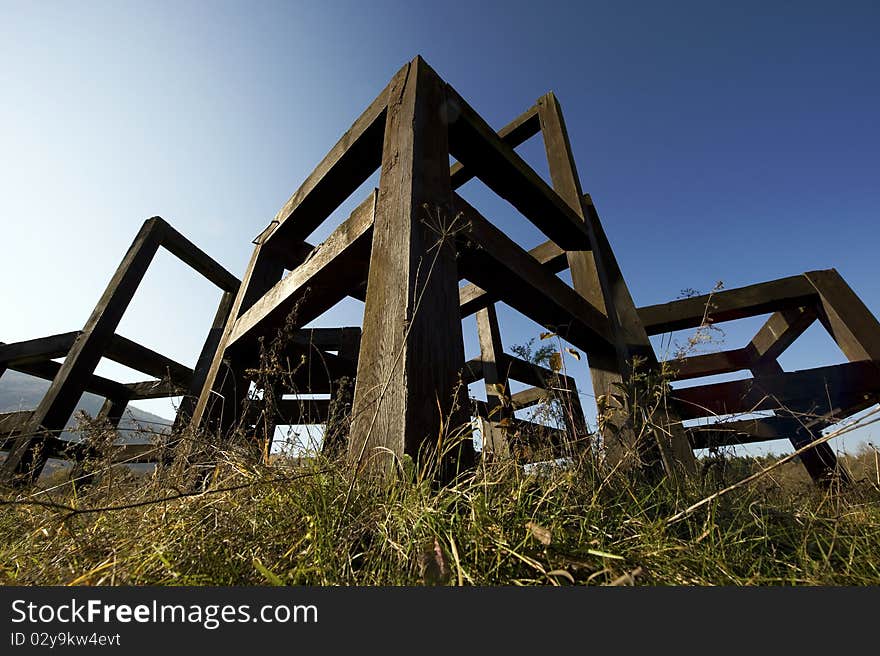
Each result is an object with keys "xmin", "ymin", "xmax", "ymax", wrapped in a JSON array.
[{"xmin": 1, "ymin": 437, "xmax": 879, "ymax": 585}]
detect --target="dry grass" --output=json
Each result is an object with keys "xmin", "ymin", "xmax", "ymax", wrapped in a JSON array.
[{"xmin": 1, "ymin": 430, "xmax": 878, "ymax": 585}]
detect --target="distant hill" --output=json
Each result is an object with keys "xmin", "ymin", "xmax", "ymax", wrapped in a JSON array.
[{"xmin": 0, "ymin": 369, "xmax": 172, "ymax": 443}]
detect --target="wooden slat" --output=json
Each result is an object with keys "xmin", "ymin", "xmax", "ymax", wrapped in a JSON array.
[
  {"xmin": 227, "ymin": 192, "xmax": 376, "ymax": 349},
  {"xmin": 458, "ymin": 239, "xmax": 568, "ymax": 317},
  {"xmin": 805, "ymin": 269, "xmax": 880, "ymax": 364},
  {"xmin": 2, "ymin": 217, "xmax": 165, "ymax": 484},
  {"xmin": 665, "ymin": 307, "xmax": 816, "ymax": 381},
  {"xmin": 125, "ymin": 379, "xmax": 186, "ymax": 400},
  {"xmin": 672, "ymin": 360, "xmax": 880, "ymax": 420},
  {"xmin": 189, "ymin": 239, "xmax": 287, "ymax": 432},
  {"xmin": 454, "ymin": 194, "xmax": 613, "ymax": 351},
  {"xmin": 0, "ymin": 410, "xmax": 32, "ymax": 435},
  {"xmin": 274, "ymin": 398, "xmax": 331, "ymax": 424},
  {"xmin": 687, "ymin": 416, "xmax": 819, "ymax": 449},
  {"xmin": 445, "ymin": 85, "xmax": 592, "ymax": 250},
  {"xmin": 477, "ymin": 304, "xmax": 513, "ymax": 457},
  {"xmin": 639, "ymin": 275, "xmax": 819, "ymax": 335},
  {"xmin": 157, "ymin": 218, "xmax": 240, "ymax": 292},
  {"xmin": 291, "ymin": 327, "xmax": 362, "ymax": 355},
  {"xmin": 261, "ymin": 78, "xmax": 390, "ymax": 249},
  {"xmin": 106, "ymin": 334, "xmax": 193, "ymax": 385},
  {"xmin": 537, "ymin": 90, "xmax": 694, "ymax": 477},
  {"xmin": 0, "ymin": 332, "xmax": 80, "ymax": 366},
  {"xmin": 449, "ymin": 104, "xmax": 540, "ymax": 189},
  {"xmin": 510, "ymin": 387, "xmax": 550, "ymax": 410},
  {"xmin": 748, "ymin": 306, "xmax": 817, "ymax": 366},
  {"xmin": 6, "ymin": 358, "xmax": 134, "ymax": 401},
  {"xmin": 174, "ymin": 290, "xmax": 236, "ymax": 429},
  {"xmin": 96, "ymin": 397, "xmax": 127, "ymax": 428},
  {"xmin": 667, "ymin": 348, "xmax": 752, "ymax": 381},
  {"xmin": 348, "ymin": 56, "xmax": 473, "ymax": 477}
]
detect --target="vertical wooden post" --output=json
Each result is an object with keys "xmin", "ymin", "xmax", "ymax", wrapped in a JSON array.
[
  {"xmin": 537, "ymin": 92, "xmax": 696, "ymax": 478},
  {"xmin": 476, "ymin": 304, "xmax": 513, "ymax": 458},
  {"xmin": 348, "ymin": 56, "xmax": 471, "ymax": 477},
  {"xmin": 1, "ymin": 218, "xmax": 164, "ymax": 484}
]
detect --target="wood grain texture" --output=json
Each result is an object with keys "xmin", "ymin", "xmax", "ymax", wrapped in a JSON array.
[{"xmin": 348, "ymin": 57, "xmax": 472, "ymax": 477}]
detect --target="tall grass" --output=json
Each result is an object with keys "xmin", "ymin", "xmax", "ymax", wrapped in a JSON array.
[{"xmin": 1, "ymin": 432, "xmax": 878, "ymax": 585}]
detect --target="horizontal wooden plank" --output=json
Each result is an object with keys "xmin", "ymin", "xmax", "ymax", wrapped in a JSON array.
[
  {"xmin": 0, "ymin": 332, "xmax": 81, "ymax": 366},
  {"xmin": 459, "ymin": 239, "xmax": 568, "ymax": 317},
  {"xmin": 510, "ymin": 386, "xmax": 550, "ymax": 410},
  {"xmin": 454, "ymin": 195, "xmax": 612, "ymax": 351},
  {"xmin": 106, "ymin": 334, "xmax": 194, "ymax": 385},
  {"xmin": 0, "ymin": 438, "xmax": 163, "ymax": 464},
  {"xmin": 126, "ymin": 379, "xmax": 187, "ymax": 400},
  {"xmin": 275, "ymin": 398, "xmax": 331, "ymax": 424},
  {"xmin": 687, "ymin": 416, "xmax": 819, "ymax": 449},
  {"xmin": 449, "ymin": 104, "xmax": 540, "ymax": 189},
  {"xmin": 228, "ymin": 192, "xmax": 377, "ymax": 350},
  {"xmin": 672, "ymin": 360, "xmax": 880, "ymax": 420},
  {"xmin": 666, "ymin": 348, "xmax": 752, "ymax": 382},
  {"xmin": 291, "ymin": 327, "xmax": 361, "ymax": 355},
  {"xmin": 445, "ymin": 85, "xmax": 592, "ymax": 250},
  {"xmin": 462, "ymin": 353, "xmax": 577, "ymax": 392},
  {"xmin": 7, "ymin": 358, "xmax": 133, "ymax": 401},
  {"xmin": 157, "ymin": 218, "xmax": 240, "ymax": 292},
  {"xmin": 638, "ymin": 275, "xmax": 819, "ymax": 335},
  {"xmin": 261, "ymin": 80, "xmax": 389, "ymax": 249}
]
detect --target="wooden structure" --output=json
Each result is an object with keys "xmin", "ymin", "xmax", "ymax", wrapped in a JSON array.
[
  {"xmin": 0, "ymin": 217, "xmax": 239, "ymax": 484},
  {"xmin": 3, "ymin": 56, "xmax": 879, "ymax": 485}
]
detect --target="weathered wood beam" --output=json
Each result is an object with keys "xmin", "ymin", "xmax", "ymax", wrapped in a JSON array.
[
  {"xmin": 261, "ymin": 78, "xmax": 390, "ymax": 249},
  {"xmin": 274, "ymin": 398, "xmax": 331, "ymax": 424},
  {"xmin": 0, "ymin": 411, "xmax": 32, "ymax": 435},
  {"xmin": 687, "ymin": 416, "xmax": 820, "ymax": 449},
  {"xmin": 672, "ymin": 361, "xmax": 880, "ymax": 420},
  {"xmin": 454, "ymin": 194, "xmax": 613, "ymax": 352},
  {"xmin": 667, "ymin": 348, "xmax": 752, "ymax": 381},
  {"xmin": 747, "ymin": 306, "xmax": 817, "ymax": 366},
  {"xmin": 639, "ymin": 275, "xmax": 819, "ymax": 335},
  {"xmin": 226, "ymin": 192, "xmax": 376, "ymax": 350},
  {"xmin": 2, "ymin": 217, "xmax": 165, "ymax": 484},
  {"xmin": 174, "ymin": 290, "xmax": 237, "ymax": 429},
  {"xmin": 458, "ymin": 239, "xmax": 568, "ymax": 317},
  {"xmin": 477, "ymin": 304, "xmax": 513, "ymax": 457},
  {"xmin": 125, "ymin": 379, "xmax": 186, "ymax": 400},
  {"xmin": 291, "ymin": 327, "xmax": 362, "ymax": 357},
  {"xmin": 804, "ymin": 269, "xmax": 880, "ymax": 364},
  {"xmin": 510, "ymin": 387, "xmax": 550, "ymax": 410},
  {"xmin": 0, "ymin": 332, "xmax": 80, "ymax": 366},
  {"xmin": 96, "ymin": 397, "xmax": 128, "ymax": 429},
  {"xmin": 449, "ymin": 104, "xmax": 541, "ymax": 189},
  {"xmin": 445, "ymin": 86, "xmax": 592, "ymax": 250},
  {"xmin": 537, "ymin": 91, "xmax": 694, "ymax": 477},
  {"xmin": 189, "ymin": 241, "xmax": 287, "ymax": 432},
  {"xmin": 5, "ymin": 357, "xmax": 129, "ymax": 402},
  {"xmin": 349, "ymin": 56, "xmax": 473, "ymax": 477},
  {"xmin": 158, "ymin": 218, "xmax": 240, "ymax": 292},
  {"xmin": 665, "ymin": 307, "xmax": 816, "ymax": 382},
  {"xmin": 106, "ymin": 334, "xmax": 193, "ymax": 385}
]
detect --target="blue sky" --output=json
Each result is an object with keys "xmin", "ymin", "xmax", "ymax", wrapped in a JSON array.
[{"xmin": 2, "ymin": 1, "xmax": 878, "ymax": 455}]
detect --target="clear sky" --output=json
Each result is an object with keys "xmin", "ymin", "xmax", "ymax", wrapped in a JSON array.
[{"xmin": 2, "ymin": 1, "xmax": 878, "ymax": 456}]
